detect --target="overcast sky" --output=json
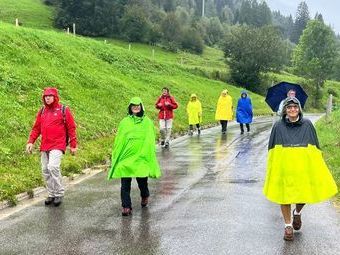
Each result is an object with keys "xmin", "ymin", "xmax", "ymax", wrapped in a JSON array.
[{"xmin": 265, "ymin": 0, "xmax": 340, "ymax": 34}]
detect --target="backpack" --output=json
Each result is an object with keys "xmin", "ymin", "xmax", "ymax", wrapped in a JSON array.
[{"xmin": 40, "ymin": 105, "xmax": 69, "ymax": 146}]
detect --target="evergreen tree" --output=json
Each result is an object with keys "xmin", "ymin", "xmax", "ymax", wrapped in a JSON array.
[
  {"xmin": 290, "ymin": 1, "xmax": 310, "ymax": 44},
  {"xmin": 292, "ymin": 20, "xmax": 337, "ymax": 107}
]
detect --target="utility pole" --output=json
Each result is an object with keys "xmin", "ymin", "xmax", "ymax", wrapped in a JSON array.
[{"xmin": 202, "ymin": 0, "xmax": 205, "ymax": 17}]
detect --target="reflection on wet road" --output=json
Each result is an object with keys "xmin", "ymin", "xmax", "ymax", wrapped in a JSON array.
[{"xmin": 0, "ymin": 116, "xmax": 339, "ymax": 254}]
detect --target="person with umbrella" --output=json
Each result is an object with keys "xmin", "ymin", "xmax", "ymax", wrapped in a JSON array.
[
  {"xmin": 108, "ymin": 97, "xmax": 161, "ymax": 216},
  {"xmin": 236, "ymin": 90, "xmax": 253, "ymax": 134},
  {"xmin": 186, "ymin": 94, "xmax": 202, "ymax": 136},
  {"xmin": 263, "ymin": 97, "xmax": 338, "ymax": 241},
  {"xmin": 215, "ymin": 89, "xmax": 233, "ymax": 134},
  {"xmin": 277, "ymin": 89, "xmax": 296, "ymax": 116},
  {"xmin": 265, "ymin": 81, "xmax": 308, "ymax": 115}
]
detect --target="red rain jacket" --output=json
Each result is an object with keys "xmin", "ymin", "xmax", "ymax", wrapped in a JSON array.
[
  {"xmin": 155, "ymin": 95, "xmax": 178, "ymax": 120},
  {"xmin": 28, "ymin": 88, "xmax": 77, "ymax": 152}
]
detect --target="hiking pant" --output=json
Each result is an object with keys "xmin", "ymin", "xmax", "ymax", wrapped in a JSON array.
[
  {"xmin": 121, "ymin": 177, "xmax": 149, "ymax": 209},
  {"xmin": 220, "ymin": 120, "xmax": 228, "ymax": 133},
  {"xmin": 41, "ymin": 150, "xmax": 64, "ymax": 198},
  {"xmin": 159, "ymin": 119, "xmax": 173, "ymax": 143},
  {"xmin": 189, "ymin": 123, "xmax": 200, "ymax": 130},
  {"xmin": 240, "ymin": 123, "xmax": 250, "ymax": 133}
]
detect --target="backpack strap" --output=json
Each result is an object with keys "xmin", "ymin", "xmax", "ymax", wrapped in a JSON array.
[{"xmin": 40, "ymin": 105, "xmax": 66, "ymax": 124}]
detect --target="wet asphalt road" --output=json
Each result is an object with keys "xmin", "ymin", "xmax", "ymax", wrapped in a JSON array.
[{"xmin": 0, "ymin": 116, "xmax": 339, "ymax": 255}]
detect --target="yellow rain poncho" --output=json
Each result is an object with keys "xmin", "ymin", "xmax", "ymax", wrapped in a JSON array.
[
  {"xmin": 215, "ymin": 89, "xmax": 233, "ymax": 120},
  {"xmin": 186, "ymin": 94, "xmax": 202, "ymax": 125}
]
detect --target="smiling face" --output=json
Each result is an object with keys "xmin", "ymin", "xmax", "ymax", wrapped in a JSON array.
[
  {"xmin": 131, "ymin": 104, "xmax": 141, "ymax": 115},
  {"xmin": 286, "ymin": 103, "xmax": 300, "ymax": 121},
  {"xmin": 162, "ymin": 88, "xmax": 169, "ymax": 96},
  {"xmin": 44, "ymin": 95, "xmax": 55, "ymax": 105}
]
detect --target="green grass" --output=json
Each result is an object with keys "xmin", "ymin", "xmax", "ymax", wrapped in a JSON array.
[
  {"xmin": 316, "ymin": 110, "xmax": 340, "ymax": 198},
  {"xmin": 0, "ymin": 23, "xmax": 270, "ymax": 203},
  {"xmin": 0, "ymin": 0, "xmax": 55, "ymax": 29}
]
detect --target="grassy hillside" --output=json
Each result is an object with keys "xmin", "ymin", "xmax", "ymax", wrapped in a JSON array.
[
  {"xmin": 316, "ymin": 110, "xmax": 340, "ymax": 198},
  {"xmin": 0, "ymin": 23, "xmax": 270, "ymax": 202},
  {"xmin": 0, "ymin": 0, "xmax": 54, "ymax": 29}
]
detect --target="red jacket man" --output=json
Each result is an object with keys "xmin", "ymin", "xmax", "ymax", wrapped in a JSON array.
[
  {"xmin": 155, "ymin": 87, "xmax": 178, "ymax": 148},
  {"xmin": 26, "ymin": 87, "xmax": 77, "ymax": 207}
]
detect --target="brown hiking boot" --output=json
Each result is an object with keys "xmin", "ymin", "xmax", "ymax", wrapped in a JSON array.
[
  {"xmin": 122, "ymin": 208, "xmax": 132, "ymax": 216},
  {"xmin": 293, "ymin": 210, "xmax": 302, "ymax": 230},
  {"xmin": 141, "ymin": 197, "xmax": 149, "ymax": 208},
  {"xmin": 283, "ymin": 226, "xmax": 294, "ymax": 241}
]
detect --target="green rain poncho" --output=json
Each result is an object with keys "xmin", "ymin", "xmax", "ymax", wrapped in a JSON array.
[{"xmin": 108, "ymin": 97, "xmax": 161, "ymax": 179}]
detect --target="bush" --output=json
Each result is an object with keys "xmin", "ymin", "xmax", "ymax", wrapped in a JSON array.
[{"xmin": 181, "ymin": 28, "xmax": 204, "ymax": 54}]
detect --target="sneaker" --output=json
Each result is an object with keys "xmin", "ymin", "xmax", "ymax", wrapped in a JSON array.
[
  {"xmin": 53, "ymin": 197, "xmax": 63, "ymax": 207},
  {"xmin": 160, "ymin": 141, "xmax": 165, "ymax": 147},
  {"xmin": 44, "ymin": 197, "xmax": 54, "ymax": 206},
  {"xmin": 122, "ymin": 207, "xmax": 132, "ymax": 216},
  {"xmin": 141, "ymin": 197, "xmax": 149, "ymax": 208},
  {"xmin": 283, "ymin": 226, "xmax": 294, "ymax": 241},
  {"xmin": 292, "ymin": 210, "xmax": 302, "ymax": 230}
]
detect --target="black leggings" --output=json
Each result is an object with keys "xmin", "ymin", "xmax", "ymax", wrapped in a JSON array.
[
  {"xmin": 220, "ymin": 120, "xmax": 228, "ymax": 132},
  {"xmin": 121, "ymin": 177, "xmax": 149, "ymax": 208}
]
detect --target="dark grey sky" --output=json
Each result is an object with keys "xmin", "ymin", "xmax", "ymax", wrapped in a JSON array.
[{"xmin": 266, "ymin": 0, "xmax": 340, "ymax": 34}]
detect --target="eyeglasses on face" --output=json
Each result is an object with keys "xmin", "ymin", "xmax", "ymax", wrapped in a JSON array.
[{"xmin": 286, "ymin": 105, "xmax": 299, "ymax": 110}]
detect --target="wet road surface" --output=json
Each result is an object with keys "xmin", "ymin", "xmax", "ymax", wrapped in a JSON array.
[{"xmin": 0, "ymin": 116, "xmax": 339, "ymax": 255}]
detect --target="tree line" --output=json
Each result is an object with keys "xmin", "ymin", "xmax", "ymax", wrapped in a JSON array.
[{"xmin": 45, "ymin": 0, "xmax": 339, "ymax": 107}]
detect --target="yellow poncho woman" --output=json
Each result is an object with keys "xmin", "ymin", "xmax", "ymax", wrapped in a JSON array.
[
  {"xmin": 186, "ymin": 94, "xmax": 202, "ymax": 125},
  {"xmin": 215, "ymin": 90, "xmax": 233, "ymax": 121},
  {"xmin": 263, "ymin": 99, "xmax": 338, "ymax": 204}
]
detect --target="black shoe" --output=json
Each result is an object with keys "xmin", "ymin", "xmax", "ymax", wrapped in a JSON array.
[
  {"xmin": 53, "ymin": 197, "xmax": 63, "ymax": 207},
  {"xmin": 160, "ymin": 141, "xmax": 165, "ymax": 146},
  {"xmin": 247, "ymin": 129, "xmax": 250, "ymax": 132},
  {"xmin": 164, "ymin": 142, "xmax": 169, "ymax": 148},
  {"xmin": 44, "ymin": 197, "xmax": 54, "ymax": 206},
  {"xmin": 241, "ymin": 130, "xmax": 244, "ymax": 134}
]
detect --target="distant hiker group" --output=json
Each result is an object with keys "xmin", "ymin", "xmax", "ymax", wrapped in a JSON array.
[{"xmin": 26, "ymin": 86, "xmax": 337, "ymax": 242}]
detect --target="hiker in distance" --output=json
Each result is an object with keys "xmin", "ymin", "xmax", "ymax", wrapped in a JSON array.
[
  {"xmin": 108, "ymin": 97, "xmax": 161, "ymax": 216},
  {"xmin": 215, "ymin": 89, "xmax": 233, "ymax": 134},
  {"xmin": 155, "ymin": 87, "xmax": 178, "ymax": 148},
  {"xmin": 26, "ymin": 87, "xmax": 77, "ymax": 207},
  {"xmin": 236, "ymin": 90, "xmax": 253, "ymax": 134},
  {"xmin": 263, "ymin": 97, "xmax": 338, "ymax": 241},
  {"xmin": 186, "ymin": 94, "xmax": 202, "ymax": 136}
]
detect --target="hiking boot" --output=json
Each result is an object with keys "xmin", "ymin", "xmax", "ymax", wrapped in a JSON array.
[
  {"xmin": 293, "ymin": 210, "xmax": 302, "ymax": 230},
  {"xmin": 44, "ymin": 197, "xmax": 54, "ymax": 206},
  {"xmin": 141, "ymin": 197, "xmax": 149, "ymax": 208},
  {"xmin": 53, "ymin": 197, "xmax": 63, "ymax": 207},
  {"xmin": 283, "ymin": 226, "xmax": 294, "ymax": 241},
  {"xmin": 122, "ymin": 207, "xmax": 132, "ymax": 216},
  {"xmin": 241, "ymin": 130, "xmax": 244, "ymax": 134}
]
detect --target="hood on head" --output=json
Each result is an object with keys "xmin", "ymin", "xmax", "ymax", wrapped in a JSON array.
[
  {"xmin": 241, "ymin": 90, "xmax": 248, "ymax": 97},
  {"xmin": 190, "ymin": 94, "xmax": 197, "ymax": 99},
  {"xmin": 221, "ymin": 89, "xmax": 228, "ymax": 96},
  {"xmin": 282, "ymin": 97, "xmax": 303, "ymax": 118},
  {"xmin": 128, "ymin": 97, "xmax": 145, "ymax": 117},
  {"xmin": 42, "ymin": 87, "xmax": 59, "ymax": 107}
]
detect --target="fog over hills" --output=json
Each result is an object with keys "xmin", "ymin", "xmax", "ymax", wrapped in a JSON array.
[{"xmin": 266, "ymin": 0, "xmax": 340, "ymax": 34}]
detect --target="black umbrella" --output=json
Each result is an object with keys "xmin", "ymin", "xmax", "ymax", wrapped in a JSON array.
[{"xmin": 265, "ymin": 81, "xmax": 308, "ymax": 112}]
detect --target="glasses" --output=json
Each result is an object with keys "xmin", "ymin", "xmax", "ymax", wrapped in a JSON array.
[{"xmin": 286, "ymin": 105, "xmax": 299, "ymax": 110}]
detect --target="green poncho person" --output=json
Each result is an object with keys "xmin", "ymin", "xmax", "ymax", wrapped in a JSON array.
[
  {"xmin": 108, "ymin": 97, "xmax": 161, "ymax": 179},
  {"xmin": 108, "ymin": 97, "xmax": 161, "ymax": 216}
]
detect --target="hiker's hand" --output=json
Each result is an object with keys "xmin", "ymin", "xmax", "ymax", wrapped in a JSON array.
[
  {"xmin": 164, "ymin": 101, "xmax": 170, "ymax": 106},
  {"xmin": 70, "ymin": 147, "xmax": 77, "ymax": 156},
  {"xmin": 26, "ymin": 143, "xmax": 33, "ymax": 154}
]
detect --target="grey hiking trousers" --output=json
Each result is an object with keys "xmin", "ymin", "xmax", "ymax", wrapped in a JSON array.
[{"xmin": 41, "ymin": 150, "xmax": 64, "ymax": 198}]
